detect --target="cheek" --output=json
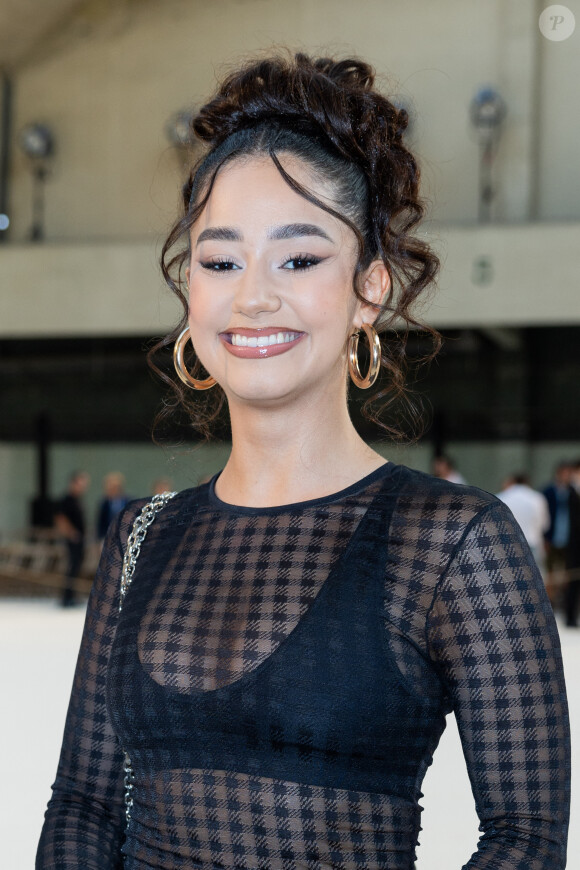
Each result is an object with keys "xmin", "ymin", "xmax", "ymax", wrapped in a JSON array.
[
  {"xmin": 187, "ymin": 293, "xmax": 224, "ymax": 365},
  {"xmin": 312, "ymin": 271, "xmax": 358, "ymax": 332},
  {"xmin": 187, "ymin": 279, "xmax": 224, "ymax": 326}
]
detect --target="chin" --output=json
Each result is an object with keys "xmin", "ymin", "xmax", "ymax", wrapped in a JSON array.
[{"xmin": 224, "ymin": 377, "xmax": 301, "ymax": 407}]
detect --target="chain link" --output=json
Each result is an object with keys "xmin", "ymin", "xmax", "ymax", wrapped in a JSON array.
[{"xmin": 118, "ymin": 491, "xmax": 177, "ymax": 827}]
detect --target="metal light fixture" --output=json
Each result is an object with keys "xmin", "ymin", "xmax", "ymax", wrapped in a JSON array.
[
  {"xmin": 469, "ymin": 87, "xmax": 506, "ymax": 222},
  {"xmin": 19, "ymin": 123, "xmax": 54, "ymax": 160},
  {"xmin": 18, "ymin": 122, "xmax": 55, "ymax": 241}
]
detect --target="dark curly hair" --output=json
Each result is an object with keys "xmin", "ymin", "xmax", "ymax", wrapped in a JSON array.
[{"xmin": 149, "ymin": 51, "xmax": 440, "ymax": 440}]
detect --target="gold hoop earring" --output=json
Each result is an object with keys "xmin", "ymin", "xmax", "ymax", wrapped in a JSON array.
[
  {"xmin": 348, "ymin": 323, "xmax": 381, "ymax": 389},
  {"xmin": 173, "ymin": 327, "xmax": 217, "ymax": 390}
]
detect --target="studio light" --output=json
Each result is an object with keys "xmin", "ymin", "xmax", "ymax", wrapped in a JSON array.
[
  {"xmin": 469, "ymin": 87, "xmax": 507, "ymax": 223},
  {"xmin": 469, "ymin": 88, "xmax": 507, "ymax": 139},
  {"xmin": 17, "ymin": 122, "xmax": 55, "ymax": 241},
  {"xmin": 19, "ymin": 123, "xmax": 55, "ymax": 160}
]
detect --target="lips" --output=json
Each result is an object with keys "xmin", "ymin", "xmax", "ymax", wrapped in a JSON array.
[{"xmin": 219, "ymin": 327, "xmax": 305, "ymax": 359}]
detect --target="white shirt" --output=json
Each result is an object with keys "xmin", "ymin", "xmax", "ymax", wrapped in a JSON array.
[
  {"xmin": 496, "ymin": 484, "xmax": 550, "ymax": 551},
  {"xmin": 445, "ymin": 471, "xmax": 467, "ymax": 485}
]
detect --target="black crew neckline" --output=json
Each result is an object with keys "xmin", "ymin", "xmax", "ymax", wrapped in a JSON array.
[{"xmin": 207, "ymin": 461, "xmax": 396, "ymax": 515}]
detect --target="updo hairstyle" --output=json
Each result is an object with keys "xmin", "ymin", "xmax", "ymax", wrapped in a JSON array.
[{"xmin": 150, "ymin": 52, "xmax": 440, "ymax": 440}]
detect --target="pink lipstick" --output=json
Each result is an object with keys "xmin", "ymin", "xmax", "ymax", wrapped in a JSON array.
[{"xmin": 220, "ymin": 328, "xmax": 305, "ymax": 359}]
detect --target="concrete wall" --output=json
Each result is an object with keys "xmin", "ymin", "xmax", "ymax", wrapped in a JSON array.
[
  {"xmin": 537, "ymin": 2, "xmax": 580, "ymax": 219},
  {"xmin": 7, "ymin": 0, "xmax": 580, "ymax": 247}
]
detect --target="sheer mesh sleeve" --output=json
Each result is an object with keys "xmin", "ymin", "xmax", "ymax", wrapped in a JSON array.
[
  {"xmin": 36, "ymin": 503, "xmax": 144, "ymax": 869},
  {"xmin": 426, "ymin": 502, "xmax": 570, "ymax": 870}
]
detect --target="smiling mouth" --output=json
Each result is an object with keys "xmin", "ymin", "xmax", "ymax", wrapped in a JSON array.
[
  {"xmin": 219, "ymin": 328, "xmax": 305, "ymax": 359},
  {"xmin": 226, "ymin": 330, "xmax": 302, "ymax": 348}
]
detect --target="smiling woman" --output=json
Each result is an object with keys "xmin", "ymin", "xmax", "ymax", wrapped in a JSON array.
[
  {"xmin": 37, "ymin": 52, "xmax": 570, "ymax": 870},
  {"xmin": 152, "ymin": 53, "xmax": 440, "ymax": 446},
  {"xmin": 181, "ymin": 153, "xmax": 388, "ymax": 441}
]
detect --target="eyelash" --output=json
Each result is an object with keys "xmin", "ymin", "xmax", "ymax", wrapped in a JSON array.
[
  {"xmin": 281, "ymin": 253, "xmax": 323, "ymax": 271},
  {"xmin": 198, "ymin": 253, "xmax": 324, "ymax": 274},
  {"xmin": 200, "ymin": 257, "xmax": 238, "ymax": 272}
]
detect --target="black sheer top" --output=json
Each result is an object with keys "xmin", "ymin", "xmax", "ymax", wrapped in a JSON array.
[{"xmin": 37, "ymin": 463, "xmax": 570, "ymax": 869}]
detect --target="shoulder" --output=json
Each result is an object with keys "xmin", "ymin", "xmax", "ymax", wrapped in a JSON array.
[
  {"xmin": 382, "ymin": 465, "xmax": 514, "ymax": 586},
  {"xmin": 114, "ymin": 482, "xmax": 213, "ymax": 543},
  {"xmin": 393, "ymin": 464, "xmax": 500, "ymax": 522},
  {"xmin": 97, "ymin": 497, "xmax": 150, "ymax": 558},
  {"xmin": 532, "ymin": 487, "xmax": 549, "ymax": 505}
]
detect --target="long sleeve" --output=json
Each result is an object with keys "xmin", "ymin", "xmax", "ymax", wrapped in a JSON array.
[
  {"xmin": 36, "ymin": 505, "xmax": 141, "ymax": 869},
  {"xmin": 426, "ymin": 501, "xmax": 570, "ymax": 870}
]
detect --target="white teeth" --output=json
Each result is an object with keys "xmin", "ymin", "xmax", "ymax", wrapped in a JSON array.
[{"xmin": 230, "ymin": 331, "xmax": 300, "ymax": 347}]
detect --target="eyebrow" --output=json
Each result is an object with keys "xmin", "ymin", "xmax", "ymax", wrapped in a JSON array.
[
  {"xmin": 195, "ymin": 222, "xmax": 334, "ymax": 246},
  {"xmin": 268, "ymin": 223, "xmax": 334, "ymax": 243},
  {"xmin": 196, "ymin": 226, "xmax": 242, "ymax": 245}
]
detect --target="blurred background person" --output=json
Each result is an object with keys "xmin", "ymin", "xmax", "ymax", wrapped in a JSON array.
[
  {"xmin": 564, "ymin": 460, "xmax": 580, "ymax": 628},
  {"xmin": 432, "ymin": 454, "xmax": 466, "ymax": 485},
  {"xmin": 53, "ymin": 470, "xmax": 90, "ymax": 607},
  {"xmin": 151, "ymin": 477, "xmax": 174, "ymax": 496},
  {"xmin": 543, "ymin": 461, "xmax": 573, "ymax": 607},
  {"xmin": 97, "ymin": 472, "xmax": 130, "ymax": 540},
  {"xmin": 496, "ymin": 473, "xmax": 550, "ymax": 572}
]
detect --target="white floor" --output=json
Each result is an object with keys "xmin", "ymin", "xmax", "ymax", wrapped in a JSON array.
[{"xmin": 1, "ymin": 599, "xmax": 578, "ymax": 869}]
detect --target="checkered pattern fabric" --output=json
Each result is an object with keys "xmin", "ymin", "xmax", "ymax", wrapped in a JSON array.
[
  {"xmin": 427, "ymin": 503, "xmax": 570, "ymax": 868},
  {"xmin": 37, "ymin": 464, "xmax": 570, "ymax": 869},
  {"xmin": 138, "ymin": 508, "xmax": 364, "ymax": 692},
  {"xmin": 127, "ymin": 769, "xmax": 417, "ymax": 869}
]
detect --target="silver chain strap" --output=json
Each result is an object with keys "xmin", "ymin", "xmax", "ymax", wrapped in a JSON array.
[{"xmin": 118, "ymin": 491, "xmax": 177, "ymax": 827}]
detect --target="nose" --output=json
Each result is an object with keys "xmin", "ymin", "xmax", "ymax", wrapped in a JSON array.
[{"xmin": 231, "ymin": 261, "xmax": 281, "ymax": 318}]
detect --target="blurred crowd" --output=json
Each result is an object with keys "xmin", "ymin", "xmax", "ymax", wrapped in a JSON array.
[
  {"xmin": 433, "ymin": 456, "xmax": 580, "ymax": 628},
  {"xmin": 50, "ymin": 458, "xmax": 580, "ymax": 627},
  {"xmin": 53, "ymin": 471, "xmax": 172, "ymax": 607}
]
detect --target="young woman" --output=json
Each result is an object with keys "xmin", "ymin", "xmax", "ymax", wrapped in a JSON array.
[{"xmin": 37, "ymin": 53, "xmax": 570, "ymax": 869}]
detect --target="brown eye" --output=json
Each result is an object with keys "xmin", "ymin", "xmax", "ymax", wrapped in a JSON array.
[
  {"xmin": 201, "ymin": 259, "xmax": 239, "ymax": 271},
  {"xmin": 281, "ymin": 255, "xmax": 323, "ymax": 271}
]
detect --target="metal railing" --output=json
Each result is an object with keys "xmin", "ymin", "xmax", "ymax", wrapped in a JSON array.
[{"xmin": 0, "ymin": 528, "xmax": 93, "ymax": 596}]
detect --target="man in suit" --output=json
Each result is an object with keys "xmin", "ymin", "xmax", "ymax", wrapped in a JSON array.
[
  {"xmin": 97, "ymin": 472, "xmax": 130, "ymax": 540},
  {"xmin": 54, "ymin": 471, "xmax": 90, "ymax": 607},
  {"xmin": 543, "ymin": 461, "xmax": 572, "ymax": 608}
]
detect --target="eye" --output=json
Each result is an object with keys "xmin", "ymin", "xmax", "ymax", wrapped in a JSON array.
[
  {"xmin": 281, "ymin": 254, "xmax": 323, "ymax": 271},
  {"xmin": 200, "ymin": 257, "xmax": 240, "ymax": 272}
]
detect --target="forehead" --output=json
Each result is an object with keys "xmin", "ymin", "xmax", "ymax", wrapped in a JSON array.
[{"xmin": 195, "ymin": 153, "xmax": 340, "ymax": 227}]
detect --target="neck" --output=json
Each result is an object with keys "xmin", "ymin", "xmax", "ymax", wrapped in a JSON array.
[{"xmin": 216, "ymin": 384, "xmax": 386, "ymax": 508}]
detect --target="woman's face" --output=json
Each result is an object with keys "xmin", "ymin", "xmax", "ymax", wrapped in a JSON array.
[{"xmin": 187, "ymin": 154, "xmax": 379, "ymax": 409}]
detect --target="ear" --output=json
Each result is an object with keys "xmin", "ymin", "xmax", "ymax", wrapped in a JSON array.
[
  {"xmin": 185, "ymin": 265, "xmax": 191, "ymax": 288},
  {"xmin": 353, "ymin": 260, "xmax": 391, "ymax": 328}
]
